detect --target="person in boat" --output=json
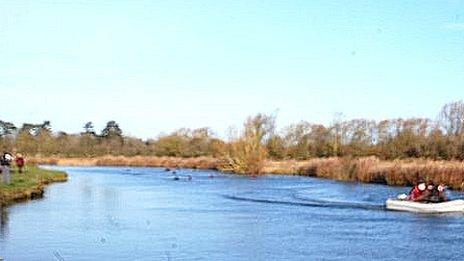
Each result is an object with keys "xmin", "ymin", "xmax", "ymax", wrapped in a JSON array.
[
  {"xmin": 437, "ymin": 184, "xmax": 448, "ymax": 202},
  {"xmin": 429, "ymin": 184, "xmax": 448, "ymax": 202},
  {"xmin": 426, "ymin": 184, "xmax": 438, "ymax": 203},
  {"xmin": 422, "ymin": 183, "xmax": 448, "ymax": 203},
  {"xmin": 408, "ymin": 181, "xmax": 430, "ymax": 202}
]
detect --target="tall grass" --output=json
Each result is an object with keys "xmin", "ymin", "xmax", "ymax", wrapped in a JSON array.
[
  {"xmin": 30, "ymin": 155, "xmax": 219, "ymax": 170},
  {"xmin": 266, "ymin": 157, "xmax": 464, "ymax": 190}
]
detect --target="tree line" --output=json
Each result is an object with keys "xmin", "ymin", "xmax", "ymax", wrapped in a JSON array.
[
  {"xmin": 257, "ymin": 100, "xmax": 464, "ymax": 162},
  {"xmin": 1, "ymin": 101, "xmax": 463, "ymax": 165},
  {"xmin": 0, "ymin": 120, "xmax": 223, "ymax": 158}
]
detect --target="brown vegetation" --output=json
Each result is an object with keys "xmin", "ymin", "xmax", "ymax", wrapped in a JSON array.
[
  {"xmin": 218, "ymin": 114, "xmax": 275, "ymax": 174},
  {"xmin": 264, "ymin": 157, "xmax": 464, "ymax": 190},
  {"xmin": 29, "ymin": 155, "xmax": 219, "ymax": 170}
]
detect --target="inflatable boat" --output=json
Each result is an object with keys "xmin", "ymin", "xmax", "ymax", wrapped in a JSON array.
[{"xmin": 386, "ymin": 198, "xmax": 464, "ymax": 213}]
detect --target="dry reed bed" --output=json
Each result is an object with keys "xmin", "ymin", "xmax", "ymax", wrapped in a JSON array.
[
  {"xmin": 265, "ymin": 157, "xmax": 464, "ymax": 190},
  {"xmin": 30, "ymin": 156, "xmax": 464, "ymax": 190},
  {"xmin": 30, "ymin": 156, "xmax": 220, "ymax": 170}
]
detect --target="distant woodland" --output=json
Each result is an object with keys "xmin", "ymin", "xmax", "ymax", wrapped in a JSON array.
[{"xmin": 1, "ymin": 101, "xmax": 464, "ymax": 173}]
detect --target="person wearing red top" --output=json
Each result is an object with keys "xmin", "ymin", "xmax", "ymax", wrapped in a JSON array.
[
  {"xmin": 15, "ymin": 153, "xmax": 25, "ymax": 173},
  {"xmin": 408, "ymin": 182, "xmax": 429, "ymax": 202}
]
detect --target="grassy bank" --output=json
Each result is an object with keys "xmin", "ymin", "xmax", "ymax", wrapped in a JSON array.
[
  {"xmin": 0, "ymin": 166, "xmax": 68, "ymax": 206},
  {"xmin": 30, "ymin": 155, "xmax": 464, "ymax": 190}
]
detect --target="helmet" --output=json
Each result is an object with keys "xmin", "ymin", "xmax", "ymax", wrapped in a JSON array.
[{"xmin": 438, "ymin": 185, "xmax": 445, "ymax": 192}]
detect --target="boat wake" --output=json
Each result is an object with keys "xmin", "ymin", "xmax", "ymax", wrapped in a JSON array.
[
  {"xmin": 291, "ymin": 193, "xmax": 385, "ymax": 210},
  {"xmin": 223, "ymin": 192, "xmax": 385, "ymax": 211}
]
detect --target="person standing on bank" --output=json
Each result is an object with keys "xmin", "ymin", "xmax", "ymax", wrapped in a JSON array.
[
  {"xmin": 15, "ymin": 153, "xmax": 25, "ymax": 173},
  {"xmin": 0, "ymin": 152, "xmax": 13, "ymax": 184}
]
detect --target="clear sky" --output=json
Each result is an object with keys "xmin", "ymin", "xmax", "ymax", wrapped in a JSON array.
[{"xmin": 1, "ymin": 0, "xmax": 463, "ymax": 139}]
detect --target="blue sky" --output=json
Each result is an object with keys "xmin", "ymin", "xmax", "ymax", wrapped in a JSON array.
[{"xmin": 0, "ymin": 0, "xmax": 463, "ymax": 139}]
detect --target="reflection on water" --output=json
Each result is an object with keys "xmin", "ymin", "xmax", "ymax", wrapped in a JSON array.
[
  {"xmin": 0, "ymin": 206, "xmax": 8, "ymax": 238},
  {"xmin": 0, "ymin": 166, "xmax": 463, "ymax": 260}
]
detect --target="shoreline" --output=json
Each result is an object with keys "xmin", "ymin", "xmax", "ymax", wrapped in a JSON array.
[
  {"xmin": 0, "ymin": 166, "xmax": 68, "ymax": 206},
  {"xmin": 30, "ymin": 155, "xmax": 464, "ymax": 190}
]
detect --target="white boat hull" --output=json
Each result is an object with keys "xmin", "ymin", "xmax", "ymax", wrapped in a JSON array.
[{"xmin": 386, "ymin": 199, "xmax": 464, "ymax": 213}]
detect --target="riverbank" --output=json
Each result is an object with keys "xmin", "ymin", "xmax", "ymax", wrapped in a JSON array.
[
  {"xmin": 29, "ymin": 155, "xmax": 464, "ymax": 190},
  {"xmin": 0, "ymin": 166, "xmax": 68, "ymax": 206}
]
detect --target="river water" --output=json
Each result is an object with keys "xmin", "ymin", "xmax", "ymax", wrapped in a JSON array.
[{"xmin": 1, "ymin": 166, "xmax": 463, "ymax": 260}]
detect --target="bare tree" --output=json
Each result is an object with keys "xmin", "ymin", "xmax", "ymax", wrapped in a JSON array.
[{"xmin": 439, "ymin": 100, "xmax": 464, "ymax": 137}]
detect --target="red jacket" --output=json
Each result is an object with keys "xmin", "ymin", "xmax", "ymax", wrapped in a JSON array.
[
  {"xmin": 15, "ymin": 157, "xmax": 25, "ymax": 167},
  {"xmin": 409, "ymin": 186, "xmax": 423, "ymax": 200}
]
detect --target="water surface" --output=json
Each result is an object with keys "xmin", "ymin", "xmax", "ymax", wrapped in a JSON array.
[{"xmin": 1, "ymin": 166, "xmax": 463, "ymax": 260}]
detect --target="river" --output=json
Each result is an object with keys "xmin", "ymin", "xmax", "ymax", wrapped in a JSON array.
[{"xmin": 1, "ymin": 166, "xmax": 463, "ymax": 260}]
